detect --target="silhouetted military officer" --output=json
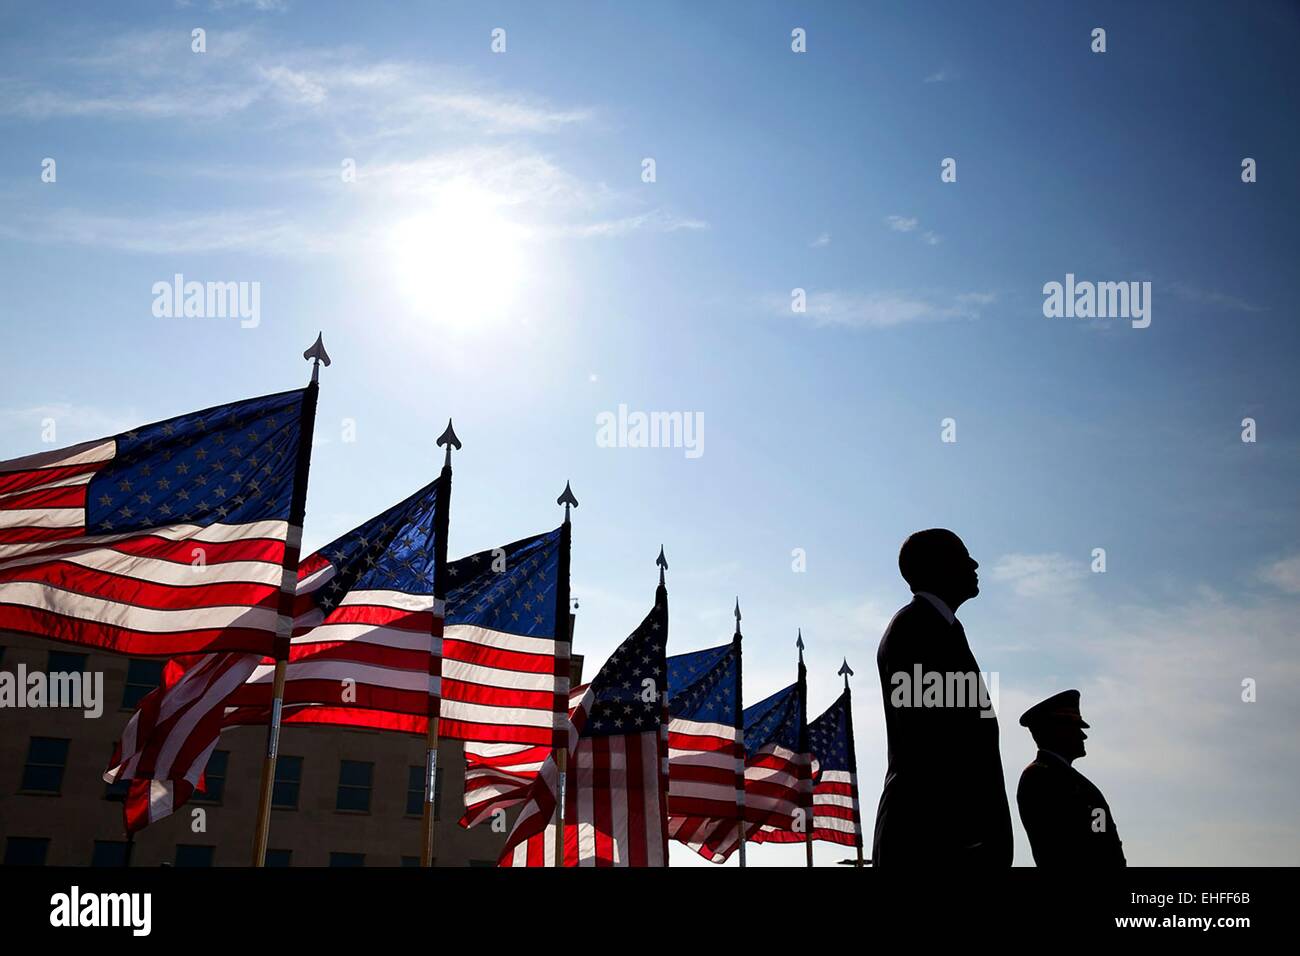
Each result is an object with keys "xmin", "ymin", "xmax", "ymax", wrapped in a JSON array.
[{"xmin": 1016, "ymin": 690, "xmax": 1125, "ymax": 867}]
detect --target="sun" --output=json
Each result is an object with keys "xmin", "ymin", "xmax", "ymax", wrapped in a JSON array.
[{"xmin": 386, "ymin": 184, "xmax": 528, "ymax": 327}]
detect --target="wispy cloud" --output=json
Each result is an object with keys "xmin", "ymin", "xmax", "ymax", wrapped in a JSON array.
[
  {"xmin": 550, "ymin": 209, "xmax": 708, "ymax": 239},
  {"xmin": 886, "ymin": 214, "xmax": 940, "ymax": 246},
  {"xmin": 209, "ymin": 0, "xmax": 290, "ymax": 11},
  {"xmin": 1169, "ymin": 282, "xmax": 1268, "ymax": 314},
  {"xmin": 810, "ymin": 232, "xmax": 831, "ymax": 248},
  {"xmin": 0, "ymin": 207, "xmax": 334, "ymax": 258},
  {"xmin": 1, "ymin": 28, "xmax": 591, "ymax": 135},
  {"xmin": 1259, "ymin": 554, "xmax": 1300, "ymax": 593},
  {"xmin": 773, "ymin": 289, "xmax": 995, "ymax": 329},
  {"xmin": 924, "ymin": 69, "xmax": 954, "ymax": 83},
  {"xmin": 989, "ymin": 552, "xmax": 1087, "ymax": 598},
  {"xmin": 0, "ymin": 31, "xmax": 702, "ymax": 255}
]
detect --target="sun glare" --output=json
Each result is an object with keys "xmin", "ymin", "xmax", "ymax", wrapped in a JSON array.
[{"xmin": 386, "ymin": 185, "xmax": 528, "ymax": 327}]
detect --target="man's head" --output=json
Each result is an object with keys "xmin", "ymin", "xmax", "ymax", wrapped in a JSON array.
[
  {"xmin": 1019, "ymin": 689, "xmax": 1089, "ymax": 762},
  {"xmin": 898, "ymin": 528, "xmax": 979, "ymax": 610}
]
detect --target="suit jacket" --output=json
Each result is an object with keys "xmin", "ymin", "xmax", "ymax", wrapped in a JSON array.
[
  {"xmin": 1017, "ymin": 750, "xmax": 1126, "ymax": 867},
  {"xmin": 870, "ymin": 595, "xmax": 1013, "ymax": 867}
]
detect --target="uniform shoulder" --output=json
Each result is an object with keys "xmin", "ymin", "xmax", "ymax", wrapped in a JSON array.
[{"xmin": 1017, "ymin": 758, "xmax": 1068, "ymax": 795}]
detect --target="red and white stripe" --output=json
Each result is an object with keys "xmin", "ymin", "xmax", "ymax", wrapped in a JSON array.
[
  {"xmin": 682, "ymin": 743, "xmax": 816, "ymax": 862},
  {"xmin": 0, "ymin": 439, "xmax": 293, "ymax": 656},
  {"xmin": 665, "ymin": 716, "xmax": 743, "ymax": 859},
  {"xmin": 222, "ymin": 552, "xmax": 443, "ymax": 722},
  {"xmin": 497, "ymin": 683, "xmax": 588, "ymax": 866},
  {"xmin": 107, "ymin": 551, "xmax": 443, "ymax": 831},
  {"xmin": 104, "ymin": 652, "xmax": 261, "ymax": 832},
  {"xmin": 499, "ymin": 686, "xmax": 670, "ymax": 867},
  {"xmin": 440, "ymin": 622, "xmax": 569, "ymax": 747},
  {"xmin": 751, "ymin": 769, "xmax": 861, "ymax": 847},
  {"xmin": 462, "ymin": 684, "xmax": 585, "ymax": 830},
  {"xmin": 460, "ymin": 740, "xmax": 553, "ymax": 827}
]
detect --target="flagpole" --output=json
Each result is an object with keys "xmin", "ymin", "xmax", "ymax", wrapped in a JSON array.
[
  {"xmin": 732, "ymin": 598, "xmax": 747, "ymax": 868},
  {"xmin": 797, "ymin": 629, "xmax": 813, "ymax": 869},
  {"xmin": 553, "ymin": 482, "xmax": 577, "ymax": 867},
  {"xmin": 839, "ymin": 658, "xmax": 866, "ymax": 867},
  {"xmin": 655, "ymin": 547, "xmax": 670, "ymax": 867},
  {"xmin": 420, "ymin": 421, "xmax": 459, "ymax": 866},
  {"xmin": 251, "ymin": 333, "xmax": 328, "ymax": 866}
]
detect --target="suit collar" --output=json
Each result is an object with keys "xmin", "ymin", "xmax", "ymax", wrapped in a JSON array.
[{"xmin": 913, "ymin": 591, "xmax": 957, "ymax": 625}]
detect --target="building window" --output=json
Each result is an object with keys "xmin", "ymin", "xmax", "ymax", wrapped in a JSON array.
[
  {"xmin": 4, "ymin": 837, "xmax": 49, "ymax": 866},
  {"xmin": 265, "ymin": 849, "xmax": 292, "ymax": 867},
  {"xmin": 329, "ymin": 852, "xmax": 364, "ymax": 867},
  {"xmin": 406, "ymin": 764, "xmax": 442, "ymax": 819},
  {"xmin": 175, "ymin": 845, "xmax": 215, "ymax": 867},
  {"xmin": 192, "ymin": 750, "xmax": 229, "ymax": 804},
  {"xmin": 21, "ymin": 737, "xmax": 70, "ymax": 794},
  {"xmin": 91, "ymin": 841, "xmax": 129, "ymax": 867},
  {"xmin": 47, "ymin": 650, "xmax": 87, "ymax": 673},
  {"xmin": 400, "ymin": 856, "xmax": 420, "ymax": 867},
  {"xmin": 336, "ymin": 760, "xmax": 373, "ymax": 812},
  {"xmin": 121, "ymin": 659, "xmax": 164, "ymax": 710},
  {"xmin": 272, "ymin": 755, "xmax": 303, "ymax": 810}
]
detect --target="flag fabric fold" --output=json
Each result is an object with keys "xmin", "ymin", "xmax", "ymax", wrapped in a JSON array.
[
  {"xmin": 499, "ymin": 581, "xmax": 669, "ymax": 867},
  {"xmin": 105, "ymin": 476, "xmax": 445, "ymax": 831},
  {"xmin": 221, "ymin": 477, "xmax": 445, "ymax": 723},
  {"xmin": 0, "ymin": 388, "xmax": 313, "ymax": 656},
  {"xmin": 752, "ymin": 687, "xmax": 862, "ymax": 848},
  {"xmin": 676, "ymin": 678, "xmax": 817, "ymax": 862},
  {"xmin": 664, "ymin": 642, "xmax": 743, "ymax": 858}
]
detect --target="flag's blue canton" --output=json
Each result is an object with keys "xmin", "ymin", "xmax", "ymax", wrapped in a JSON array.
[
  {"xmin": 743, "ymin": 682, "xmax": 804, "ymax": 753},
  {"xmin": 667, "ymin": 643, "xmax": 737, "ymax": 723},
  {"xmin": 316, "ymin": 479, "xmax": 441, "ymax": 612},
  {"xmin": 808, "ymin": 691, "xmax": 851, "ymax": 773},
  {"xmin": 584, "ymin": 588, "xmax": 668, "ymax": 739},
  {"xmin": 86, "ymin": 389, "xmax": 307, "ymax": 534},
  {"xmin": 444, "ymin": 529, "xmax": 560, "ymax": 638}
]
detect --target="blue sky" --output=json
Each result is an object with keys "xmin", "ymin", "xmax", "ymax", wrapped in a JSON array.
[{"xmin": 2, "ymin": 0, "xmax": 1298, "ymax": 866}]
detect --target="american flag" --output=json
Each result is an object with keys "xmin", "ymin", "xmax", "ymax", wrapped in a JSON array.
[
  {"xmin": 107, "ymin": 476, "xmax": 446, "ymax": 831},
  {"xmin": 665, "ymin": 641, "xmax": 743, "ymax": 859},
  {"xmin": 220, "ymin": 476, "xmax": 445, "ymax": 723},
  {"xmin": 459, "ymin": 740, "xmax": 554, "ymax": 828},
  {"xmin": 461, "ymin": 684, "xmax": 586, "ymax": 833},
  {"xmin": 752, "ymin": 687, "xmax": 862, "ymax": 849},
  {"xmin": 105, "ymin": 652, "xmax": 255, "ymax": 833},
  {"xmin": 678, "ymin": 670, "xmax": 815, "ymax": 862},
  {"xmin": 222, "ymin": 527, "xmax": 568, "ymax": 744},
  {"xmin": 0, "ymin": 388, "xmax": 313, "ymax": 656},
  {"xmin": 499, "ymin": 581, "xmax": 669, "ymax": 867},
  {"xmin": 441, "ymin": 528, "xmax": 567, "ymax": 747},
  {"xmin": 448, "ymin": 527, "xmax": 571, "ymax": 825}
]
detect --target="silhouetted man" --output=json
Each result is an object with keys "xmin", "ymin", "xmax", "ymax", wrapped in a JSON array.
[
  {"xmin": 871, "ymin": 529, "xmax": 1013, "ymax": 866},
  {"xmin": 1017, "ymin": 689, "xmax": 1126, "ymax": 867}
]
